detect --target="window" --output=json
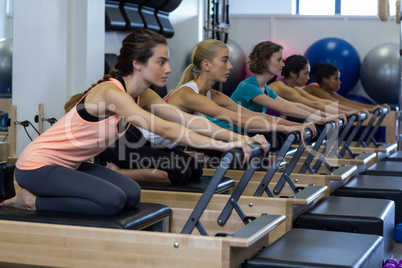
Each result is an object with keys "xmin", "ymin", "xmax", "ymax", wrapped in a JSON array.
[
  {"xmin": 297, "ymin": 0, "xmax": 397, "ymax": 16},
  {"xmin": 298, "ymin": 0, "xmax": 335, "ymax": 15},
  {"xmin": 341, "ymin": 0, "xmax": 377, "ymax": 15}
]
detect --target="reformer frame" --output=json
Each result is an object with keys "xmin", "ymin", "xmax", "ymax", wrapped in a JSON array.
[{"xmin": 1, "ymin": 147, "xmax": 287, "ymax": 267}]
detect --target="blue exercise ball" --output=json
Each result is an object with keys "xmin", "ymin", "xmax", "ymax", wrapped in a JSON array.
[
  {"xmin": 304, "ymin": 37, "xmax": 360, "ymax": 96},
  {"xmin": 360, "ymin": 43, "xmax": 399, "ymax": 105},
  {"xmin": 394, "ymin": 222, "xmax": 402, "ymax": 242},
  {"xmin": 0, "ymin": 38, "xmax": 12, "ymax": 98},
  {"xmin": 344, "ymin": 94, "xmax": 373, "ymax": 104}
]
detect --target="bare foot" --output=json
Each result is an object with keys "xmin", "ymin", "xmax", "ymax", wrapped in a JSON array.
[
  {"xmin": 106, "ymin": 162, "xmax": 120, "ymax": 171},
  {"xmin": 1, "ymin": 188, "xmax": 36, "ymax": 210}
]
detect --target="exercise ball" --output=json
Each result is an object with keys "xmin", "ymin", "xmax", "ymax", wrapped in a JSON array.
[
  {"xmin": 213, "ymin": 39, "xmax": 246, "ymax": 96},
  {"xmin": 245, "ymin": 39, "xmax": 299, "ymax": 78},
  {"xmin": 360, "ymin": 43, "xmax": 399, "ymax": 104},
  {"xmin": 0, "ymin": 38, "xmax": 12, "ymax": 98},
  {"xmin": 245, "ymin": 61, "xmax": 253, "ymax": 78},
  {"xmin": 394, "ymin": 222, "xmax": 402, "ymax": 242},
  {"xmin": 304, "ymin": 37, "xmax": 360, "ymax": 96},
  {"xmin": 344, "ymin": 94, "xmax": 373, "ymax": 104},
  {"xmin": 270, "ymin": 39, "xmax": 299, "ymax": 59}
]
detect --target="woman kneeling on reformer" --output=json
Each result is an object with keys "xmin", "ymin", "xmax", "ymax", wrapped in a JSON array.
[{"xmin": 1, "ymin": 29, "xmax": 268, "ymax": 215}]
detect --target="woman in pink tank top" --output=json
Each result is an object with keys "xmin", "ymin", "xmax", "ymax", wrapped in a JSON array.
[{"xmin": 1, "ymin": 29, "xmax": 268, "ymax": 215}]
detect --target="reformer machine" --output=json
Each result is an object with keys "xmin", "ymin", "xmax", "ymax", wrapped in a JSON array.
[
  {"xmin": 142, "ymin": 130, "xmax": 328, "ymax": 243},
  {"xmin": 243, "ymin": 228, "xmax": 384, "ymax": 267},
  {"xmin": 279, "ymin": 109, "xmax": 399, "ymax": 262},
  {"xmin": 241, "ymin": 118, "xmax": 396, "ymax": 267},
  {"xmin": 296, "ymin": 112, "xmax": 377, "ymax": 173},
  {"xmin": 332, "ymin": 115, "xmax": 402, "ymax": 226},
  {"xmin": 204, "ymin": 121, "xmax": 359, "ymax": 196},
  {"xmin": 338, "ymin": 107, "xmax": 397, "ymax": 161},
  {"xmin": 0, "ymin": 147, "xmax": 286, "ymax": 267},
  {"xmin": 209, "ymin": 130, "xmax": 388, "ymax": 267},
  {"xmin": 290, "ymin": 108, "xmax": 396, "ymax": 179}
]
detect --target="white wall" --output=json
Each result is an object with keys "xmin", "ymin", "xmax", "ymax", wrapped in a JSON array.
[
  {"xmin": 166, "ymin": 0, "xmax": 204, "ymax": 90},
  {"xmin": 12, "ymin": 0, "xmax": 104, "ymax": 154},
  {"xmin": 8, "ymin": 0, "xmax": 402, "ymax": 155},
  {"xmin": 105, "ymin": 0, "xmax": 204, "ymax": 90}
]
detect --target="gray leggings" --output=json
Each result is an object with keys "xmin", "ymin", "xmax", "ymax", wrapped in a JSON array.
[{"xmin": 15, "ymin": 162, "xmax": 141, "ymax": 215}]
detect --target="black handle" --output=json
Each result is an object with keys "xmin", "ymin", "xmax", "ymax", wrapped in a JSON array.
[
  {"xmin": 224, "ymin": 142, "xmax": 266, "ymax": 163},
  {"xmin": 249, "ymin": 142, "xmax": 268, "ymax": 158}
]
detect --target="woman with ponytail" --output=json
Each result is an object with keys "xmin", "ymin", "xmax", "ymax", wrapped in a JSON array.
[
  {"xmin": 140, "ymin": 39, "xmax": 313, "ymax": 153},
  {"xmin": 1, "ymin": 29, "xmax": 268, "ymax": 215}
]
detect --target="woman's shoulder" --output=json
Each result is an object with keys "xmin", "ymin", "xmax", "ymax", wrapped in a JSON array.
[
  {"xmin": 237, "ymin": 76, "xmax": 258, "ymax": 90},
  {"xmin": 268, "ymin": 80, "xmax": 286, "ymax": 90},
  {"xmin": 95, "ymin": 78, "xmax": 124, "ymax": 91},
  {"xmin": 178, "ymin": 80, "xmax": 197, "ymax": 90},
  {"xmin": 303, "ymin": 83, "xmax": 326, "ymax": 97},
  {"xmin": 95, "ymin": 80, "xmax": 124, "ymax": 95},
  {"xmin": 303, "ymin": 83, "xmax": 320, "ymax": 91}
]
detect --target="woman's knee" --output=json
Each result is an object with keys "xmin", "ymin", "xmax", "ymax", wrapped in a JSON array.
[
  {"xmin": 103, "ymin": 182, "xmax": 141, "ymax": 215},
  {"xmin": 102, "ymin": 190, "xmax": 127, "ymax": 215},
  {"xmin": 124, "ymin": 181, "xmax": 141, "ymax": 209}
]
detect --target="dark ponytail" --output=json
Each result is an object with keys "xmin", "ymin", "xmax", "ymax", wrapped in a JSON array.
[
  {"xmin": 282, "ymin": 55, "xmax": 309, "ymax": 78},
  {"xmin": 64, "ymin": 29, "xmax": 167, "ymax": 113},
  {"xmin": 310, "ymin": 62, "xmax": 338, "ymax": 84}
]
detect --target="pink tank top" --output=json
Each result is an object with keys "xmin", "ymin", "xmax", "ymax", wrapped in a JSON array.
[{"xmin": 17, "ymin": 78, "xmax": 128, "ymax": 170}]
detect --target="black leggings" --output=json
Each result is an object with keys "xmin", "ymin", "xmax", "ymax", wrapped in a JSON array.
[
  {"xmin": 100, "ymin": 125, "xmax": 203, "ymax": 184},
  {"xmin": 15, "ymin": 162, "xmax": 141, "ymax": 215}
]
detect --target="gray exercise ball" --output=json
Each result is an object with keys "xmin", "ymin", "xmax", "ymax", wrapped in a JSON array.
[
  {"xmin": 360, "ymin": 43, "xmax": 399, "ymax": 104},
  {"xmin": 0, "ymin": 38, "xmax": 12, "ymax": 98}
]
